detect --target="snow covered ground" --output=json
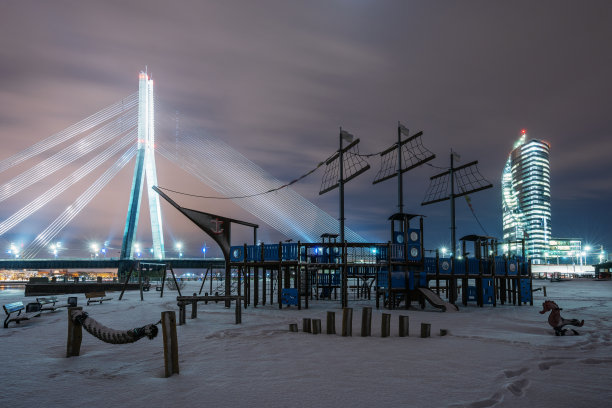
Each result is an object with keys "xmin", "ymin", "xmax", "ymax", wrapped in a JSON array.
[{"xmin": 1, "ymin": 279, "xmax": 610, "ymax": 408}]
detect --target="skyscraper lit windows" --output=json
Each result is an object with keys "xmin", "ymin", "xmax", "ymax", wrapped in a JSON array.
[{"xmin": 502, "ymin": 130, "xmax": 551, "ymax": 263}]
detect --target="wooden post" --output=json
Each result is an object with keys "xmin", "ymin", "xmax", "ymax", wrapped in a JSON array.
[
  {"xmin": 178, "ymin": 302, "xmax": 186, "ymax": 326},
  {"xmin": 360, "ymin": 307, "xmax": 372, "ymax": 337},
  {"xmin": 543, "ymin": 286, "xmax": 547, "ymax": 297},
  {"xmin": 289, "ymin": 323, "xmax": 298, "ymax": 332},
  {"xmin": 235, "ymin": 298, "xmax": 242, "ymax": 324},
  {"xmin": 312, "ymin": 319, "xmax": 321, "ymax": 334},
  {"xmin": 191, "ymin": 293, "xmax": 198, "ymax": 319},
  {"xmin": 326, "ymin": 311, "xmax": 336, "ymax": 334},
  {"xmin": 66, "ymin": 307, "xmax": 82, "ymax": 357},
  {"xmin": 399, "ymin": 315, "xmax": 409, "ymax": 337},
  {"xmin": 302, "ymin": 318, "xmax": 312, "ymax": 333},
  {"xmin": 341, "ymin": 308, "xmax": 353, "ymax": 337},
  {"xmin": 381, "ymin": 313, "xmax": 391, "ymax": 337},
  {"xmin": 161, "ymin": 311, "xmax": 179, "ymax": 378},
  {"xmin": 440, "ymin": 329, "xmax": 448, "ymax": 336},
  {"xmin": 420, "ymin": 322, "xmax": 431, "ymax": 338}
]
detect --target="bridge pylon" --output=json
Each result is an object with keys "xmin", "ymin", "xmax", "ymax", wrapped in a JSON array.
[{"xmin": 120, "ymin": 71, "xmax": 165, "ymax": 260}]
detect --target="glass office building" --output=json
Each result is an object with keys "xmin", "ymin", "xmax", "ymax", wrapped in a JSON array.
[{"xmin": 502, "ymin": 130, "xmax": 551, "ymax": 263}]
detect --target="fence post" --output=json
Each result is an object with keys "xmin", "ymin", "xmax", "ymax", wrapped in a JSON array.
[
  {"xmin": 421, "ymin": 322, "xmax": 431, "ymax": 338},
  {"xmin": 381, "ymin": 313, "xmax": 391, "ymax": 337},
  {"xmin": 327, "ymin": 311, "xmax": 336, "ymax": 334},
  {"xmin": 361, "ymin": 307, "xmax": 372, "ymax": 337},
  {"xmin": 341, "ymin": 308, "xmax": 353, "ymax": 337},
  {"xmin": 289, "ymin": 323, "xmax": 298, "ymax": 332},
  {"xmin": 161, "ymin": 311, "xmax": 179, "ymax": 378},
  {"xmin": 312, "ymin": 319, "xmax": 321, "ymax": 334},
  {"xmin": 66, "ymin": 307, "xmax": 82, "ymax": 357},
  {"xmin": 399, "ymin": 315, "xmax": 409, "ymax": 337}
]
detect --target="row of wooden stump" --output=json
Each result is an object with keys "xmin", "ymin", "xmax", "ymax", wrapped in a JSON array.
[{"xmin": 289, "ymin": 307, "xmax": 448, "ymax": 338}]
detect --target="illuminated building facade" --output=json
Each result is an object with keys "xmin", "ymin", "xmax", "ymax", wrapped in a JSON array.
[
  {"xmin": 120, "ymin": 71, "xmax": 165, "ymax": 259},
  {"xmin": 502, "ymin": 130, "xmax": 551, "ymax": 263}
]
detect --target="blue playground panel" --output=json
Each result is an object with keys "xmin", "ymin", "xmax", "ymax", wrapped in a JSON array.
[
  {"xmin": 494, "ymin": 257, "xmax": 506, "ymax": 275},
  {"xmin": 247, "ymin": 245, "xmax": 261, "ymax": 261},
  {"xmin": 482, "ymin": 278, "xmax": 495, "ymax": 304},
  {"xmin": 424, "ymin": 257, "xmax": 437, "ymax": 274},
  {"xmin": 281, "ymin": 243, "xmax": 299, "ymax": 260},
  {"xmin": 468, "ymin": 258, "xmax": 480, "ymax": 275},
  {"xmin": 230, "ymin": 246, "xmax": 244, "ymax": 262},
  {"xmin": 438, "ymin": 258, "xmax": 453, "ymax": 274},
  {"xmin": 453, "ymin": 258, "xmax": 465, "ymax": 274},
  {"xmin": 519, "ymin": 278, "xmax": 532, "ymax": 302},
  {"xmin": 281, "ymin": 288, "xmax": 298, "ymax": 306},
  {"xmin": 507, "ymin": 259, "xmax": 518, "ymax": 275},
  {"xmin": 377, "ymin": 270, "xmax": 417, "ymax": 290}
]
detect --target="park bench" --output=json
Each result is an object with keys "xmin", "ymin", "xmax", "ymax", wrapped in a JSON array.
[
  {"xmin": 3, "ymin": 301, "xmax": 42, "ymax": 328},
  {"xmin": 36, "ymin": 296, "xmax": 78, "ymax": 311},
  {"xmin": 85, "ymin": 291, "xmax": 113, "ymax": 305},
  {"xmin": 176, "ymin": 294, "xmax": 243, "ymax": 325}
]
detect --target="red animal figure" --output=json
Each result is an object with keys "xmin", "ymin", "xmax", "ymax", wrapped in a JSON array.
[{"xmin": 540, "ymin": 300, "xmax": 584, "ymax": 336}]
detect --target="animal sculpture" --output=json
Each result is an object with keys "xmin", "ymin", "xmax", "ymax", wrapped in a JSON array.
[{"xmin": 540, "ymin": 300, "xmax": 584, "ymax": 336}]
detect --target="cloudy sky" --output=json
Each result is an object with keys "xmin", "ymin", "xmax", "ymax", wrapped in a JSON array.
[{"xmin": 1, "ymin": 0, "xmax": 610, "ymax": 259}]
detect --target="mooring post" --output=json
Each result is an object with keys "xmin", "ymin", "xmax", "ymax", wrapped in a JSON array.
[
  {"xmin": 66, "ymin": 307, "xmax": 83, "ymax": 357},
  {"xmin": 361, "ymin": 307, "xmax": 372, "ymax": 337},
  {"xmin": 399, "ymin": 315, "xmax": 409, "ymax": 337},
  {"xmin": 381, "ymin": 313, "xmax": 391, "ymax": 337},
  {"xmin": 303, "ymin": 318, "xmax": 312, "ymax": 333},
  {"xmin": 161, "ymin": 311, "xmax": 179, "ymax": 378},
  {"xmin": 312, "ymin": 319, "xmax": 321, "ymax": 334},
  {"xmin": 326, "ymin": 311, "xmax": 336, "ymax": 334},
  {"xmin": 289, "ymin": 323, "xmax": 298, "ymax": 332},
  {"xmin": 421, "ymin": 322, "xmax": 431, "ymax": 338},
  {"xmin": 341, "ymin": 307, "xmax": 353, "ymax": 336}
]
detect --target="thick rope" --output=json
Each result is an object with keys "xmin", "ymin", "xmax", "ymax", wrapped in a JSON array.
[{"xmin": 71, "ymin": 310, "xmax": 159, "ymax": 344}]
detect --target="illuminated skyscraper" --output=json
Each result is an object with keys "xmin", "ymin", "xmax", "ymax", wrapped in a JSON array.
[
  {"xmin": 120, "ymin": 71, "xmax": 165, "ymax": 259},
  {"xmin": 502, "ymin": 130, "xmax": 551, "ymax": 263}
]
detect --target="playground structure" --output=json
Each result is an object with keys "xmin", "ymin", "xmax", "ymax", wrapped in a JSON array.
[{"xmin": 227, "ymin": 214, "xmax": 533, "ymax": 311}]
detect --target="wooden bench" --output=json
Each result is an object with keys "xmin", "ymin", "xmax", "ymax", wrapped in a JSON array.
[
  {"xmin": 176, "ymin": 295, "xmax": 243, "ymax": 325},
  {"xmin": 85, "ymin": 291, "xmax": 113, "ymax": 305},
  {"xmin": 3, "ymin": 301, "xmax": 42, "ymax": 328},
  {"xmin": 37, "ymin": 296, "xmax": 78, "ymax": 311}
]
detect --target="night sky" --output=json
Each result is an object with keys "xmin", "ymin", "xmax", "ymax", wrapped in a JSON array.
[{"xmin": 1, "ymin": 0, "xmax": 611, "ymax": 259}]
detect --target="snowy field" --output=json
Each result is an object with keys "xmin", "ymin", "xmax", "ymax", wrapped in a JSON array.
[{"xmin": 1, "ymin": 279, "xmax": 611, "ymax": 408}]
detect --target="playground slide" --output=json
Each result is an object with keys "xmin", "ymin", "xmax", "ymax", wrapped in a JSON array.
[{"xmin": 417, "ymin": 288, "xmax": 459, "ymax": 312}]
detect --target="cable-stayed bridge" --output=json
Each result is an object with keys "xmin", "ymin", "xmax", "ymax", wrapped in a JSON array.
[{"xmin": 0, "ymin": 72, "xmax": 364, "ymax": 272}]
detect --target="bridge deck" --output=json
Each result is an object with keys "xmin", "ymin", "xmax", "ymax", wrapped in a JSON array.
[{"xmin": 0, "ymin": 258, "xmax": 225, "ymax": 270}]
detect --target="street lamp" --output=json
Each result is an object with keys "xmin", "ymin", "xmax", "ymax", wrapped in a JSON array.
[
  {"xmin": 90, "ymin": 243, "xmax": 99, "ymax": 259},
  {"xmin": 175, "ymin": 242, "xmax": 183, "ymax": 258},
  {"xmin": 202, "ymin": 243, "xmax": 207, "ymax": 259},
  {"xmin": 134, "ymin": 242, "xmax": 141, "ymax": 258},
  {"xmin": 441, "ymin": 247, "xmax": 447, "ymax": 258}
]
